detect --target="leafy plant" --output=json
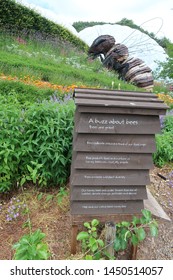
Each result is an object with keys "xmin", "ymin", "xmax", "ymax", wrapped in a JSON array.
[
  {"xmin": 36, "ymin": 186, "xmax": 68, "ymax": 209},
  {"xmin": 0, "ymin": 0, "xmax": 87, "ymax": 51},
  {"xmin": 0, "ymin": 98, "xmax": 75, "ymax": 192},
  {"xmin": 163, "ymin": 114, "xmax": 173, "ymax": 132},
  {"xmin": 57, "ymin": 186, "xmax": 68, "ymax": 205},
  {"xmin": 153, "ymin": 111, "xmax": 173, "ymax": 167},
  {"xmin": 0, "ymin": 101, "xmax": 24, "ymax": 192},
  {"xmin": 77, "ymin": 210, "xmax": 158, "ymax": 260},
  {"xmin": 20, "ymin": 161, "xmax": 44, "ymax": 186},
  {"xmin": 114, "ymin": 209, "xmax": 158, "ymax": 252},
  {"xmin": 13, "ymin": 229, "xmax": 50, "ymax": 260},
  {"xmin": 153, "ymin": 132, "xmax": 173, "ymax": 167},
  {"xmin": 21, "ymin": 100, "xmax": 75, "ymax": 187},
  {"xmin": 77, "ymin": 219, "xmax": 104, "ymax": 260},
  {"xmin": 10, "ymin": 185, "xmax": 50, "ymax": 260}
]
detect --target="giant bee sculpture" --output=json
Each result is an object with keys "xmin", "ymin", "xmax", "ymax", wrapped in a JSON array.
[{"xmin": 88, "ymin": 35, "xmax": 154, "ymax": 91}]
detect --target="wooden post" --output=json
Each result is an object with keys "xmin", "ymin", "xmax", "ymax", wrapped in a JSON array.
[
  {"xmin": 71, "ymin": 225, "xmax": 78, "ymax": 255},
  {"xmin": 105, "ymin": 221, "xmax": 116, "ymax": 258},
  {"xmin": 131, "ymin": 244, "xmax": 138, "ymax": 260}
]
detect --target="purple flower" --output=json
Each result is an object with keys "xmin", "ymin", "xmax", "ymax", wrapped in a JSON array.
[
  {"xmin": 50, "ymin": 92, "xmax": 72, "ymax": 104},
  {"xmin": 6, "ymin": 197, "xmax": 27, "ymax": 222}
]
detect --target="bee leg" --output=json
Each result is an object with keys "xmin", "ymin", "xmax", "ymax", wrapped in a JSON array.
[{"xmin": 117, "ymin": 63, "xmax": 129, "ymax": 81}]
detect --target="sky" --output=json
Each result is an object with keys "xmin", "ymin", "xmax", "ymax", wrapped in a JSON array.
[{"xmin": 15, "ymin": 0, "xmax": 173, "ymax": 42}]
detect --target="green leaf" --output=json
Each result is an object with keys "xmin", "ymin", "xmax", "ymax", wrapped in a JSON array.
[
  {"xmin": 37, "ymin": 193, "xmax": 43, "ymax": 201},
  {"xmin": 14, "ymin": 252, "xmax": 29, "ymax": 260},
  {"xmin": 136, "ymin": 228, "xmax": 146, "ymax": 241},
  {"xmin": 91, "ymin": 226, "xmax": 97, "ymax": 232},
  {"xmin": 27, "ymin": 165, "xmax": 33, "ymax": 173},
  {"xmin": 132, "ymin": 216, "xmax": 140, "ymax": 226},
  {"xmin": 32, "ymin": 169, "xmax": 37, "ymax": 183},
  {"xmin": 90, "ymin": 242, "xmax": 98, "ymax": 252},
  {"xmin": 59, "ymin": 157, "xmax": 66, "ymax": 166},
  {"xmin": 12, "ymin": 243, "xmax": 21, "ymax": 250},
  {"xmin": 91, "ymin": 219, "xmax": 99, "ymax": 227},
  {"xmin": 84, "ymin": 222, "xmax": 91, "ymax": 229},
  {"xmin": 46, "ymin": 194, "xmax": 53, "ymax": 202},
  {"xmin": 121, "ymin": 221, "xmax": 130, "ymax": 227},
  {"xmin": 120, "ymin": 238, "xmax": 128, "ymax": 250},
  {"xmin": 150, "ymin": 224, "xmax": 158, "ymax": 237},
  {"xmin": 77, "ymin": 232, "xmax": 89, "ymax": 241},
  {"xmin": 97, "ymin": 239, "xmax": 104, "ymax": 247},
  {"xmin": 57, "ymin": 196, "xmax": 63, "ymax": 205},
  {"xmin": 20, "ymin": 177, "xmax": 26, "ymax": 186},
  {"xmin": 89, "ymin": 237, "xmax": 96, "ymax": 246},
  {"xmin": 85, "ymin": 255, "xmax": 93, "ymax": 260},
  {"xmin": 30, "ymin": 230, "xmax": 45, "ymax": 244},
  {"xmin": 114, "ymin": 238, "xmax": 121, "ymax": 251},
  {"xmin": 140, "ymin": 216, "xmax": 147, "ymax": 224},
  {"xmin": 37, "ymin": 244, "xmax": 49, "ymax": 260},
  {"xmin": 22, "ymin": 220, "xmax": 31, "ymax": 229},
  {"xmin": 141, "ymin": 209, "xmax": 152, "ymax": 222}
]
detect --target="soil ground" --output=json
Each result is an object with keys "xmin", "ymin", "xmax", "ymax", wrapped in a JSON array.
[{"xmin": 0, "ymin": 165, "xmax": 172, "ymax": 260}]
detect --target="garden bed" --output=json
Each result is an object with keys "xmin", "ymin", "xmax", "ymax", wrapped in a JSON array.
[{"xmin": 0, "ymin": 165, "xmax": 172, "ymax": 260}]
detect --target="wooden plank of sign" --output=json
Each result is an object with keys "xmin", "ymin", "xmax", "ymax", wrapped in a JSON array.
[
  {"xmin": 73, "ymin": 134, "xmax": 156, "ymax": 153},
  {"xmin": 75, "ymin": 113, "xmax": 161, "ymax": 134},
  {"xmin": 71, "ymin": 200, "xmax": 144, "ymax": 215},
  {"xmin": 71, "ymin": 214, "xmax": 141, "ymax": 225},
  {"xmin": 74, "ymin": 152, "xmax": 154, "ymax": 169},
  {"xmin": 75, "ymin": 98, "xmax": 169, "ymax": 110},
  {"xmin": 74, "ymin": 88, "xmax": 157, "ymax": 98},
  {"xmin": 74, "ymin": 93, "xmax": 163, "ymax": 103},
  {"xmin": 71, "ymin": 185, "xmax": 147, "ymax": 200},
  {"xmin": 78, "ymin": 106, "xmax": 167, "ymax": 116},
  {"xmin": 71, "ymin": 169, "xmax": 150, "ymax": 186}
]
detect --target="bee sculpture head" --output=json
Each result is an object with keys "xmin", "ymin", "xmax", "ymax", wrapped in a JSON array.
[{"xmin": 88, "ymin": 35, "xmax": 115, "ymax": 59}]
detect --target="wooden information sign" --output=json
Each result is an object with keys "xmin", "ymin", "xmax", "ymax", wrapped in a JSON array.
[{"xmin": 70, "ymin": 88, "xmax": 168, "ymax": 255}]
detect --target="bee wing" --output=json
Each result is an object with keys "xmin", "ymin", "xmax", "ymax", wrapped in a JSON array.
[{"xmin": 121, "ymin": 17, "xmax": 167, "ymax": 70}]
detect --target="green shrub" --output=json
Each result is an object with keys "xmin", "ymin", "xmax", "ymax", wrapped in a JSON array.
[
  {"xmin": 0, "ymin": 98, "xmax": 23, "ymax": 192},
  {"xmin": 153, "ymin": 113, "xmax": 173, "ymax": 167},
  {"xmin": 163, "ymin": 115, "xmax": 173, "ymax": 133},
  {"xmin": 0, "ymin": 98, "xmax": 75, "ymax": 193},
  {"xmin": 153, "ymin": 132, "xmax": 173, "ymax": 167},
  {"xmin": 0, "ymin": 80, "xmax": 55, "ymax": 104},
  {"xmin": 13, "ymin": 229, "xmax": 50, "ymax": 260},
  {"xmin": 77, "ymin": 210, "xmax": 158, "ymax": 260},
  {"xmin": 20, "ymin": 100, "xmax": 75, "ymax": 186},
  {"xmin": 0, "ymin": 0, "xmax": 87, "ymax": 51}
]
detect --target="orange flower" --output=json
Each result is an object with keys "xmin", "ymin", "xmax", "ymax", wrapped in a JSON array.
[{"xmin": 0, "ymin": 73, "xmax": 89, "ymax": 93}]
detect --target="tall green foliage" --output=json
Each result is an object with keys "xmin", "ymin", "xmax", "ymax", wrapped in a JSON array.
[
  {"xmin": 0, "ymin": 97, "xmax": 75, "ymax": 193},
  {"xmin": 155, "ymin": 37, "xmax": 173, "ymax": 80},
  {"xmin": 155, "ymin": 57, "xmax": 173, "ymax": 80},
  {"xmin": 0, "ymin": 0, "xmax": 87, "ymax": 51},
  {"xmin": 153, "ymin": 115, "xmax": 173, "ymax": 167}
]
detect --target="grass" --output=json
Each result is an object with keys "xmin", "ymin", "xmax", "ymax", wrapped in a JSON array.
[
  {"xmin": 1, "ymin": 30, "xmax": 173, "ymax": 96},
  {"xmin": 0, "ymin": 31, "xmax": 140, "ymax": 91}
]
